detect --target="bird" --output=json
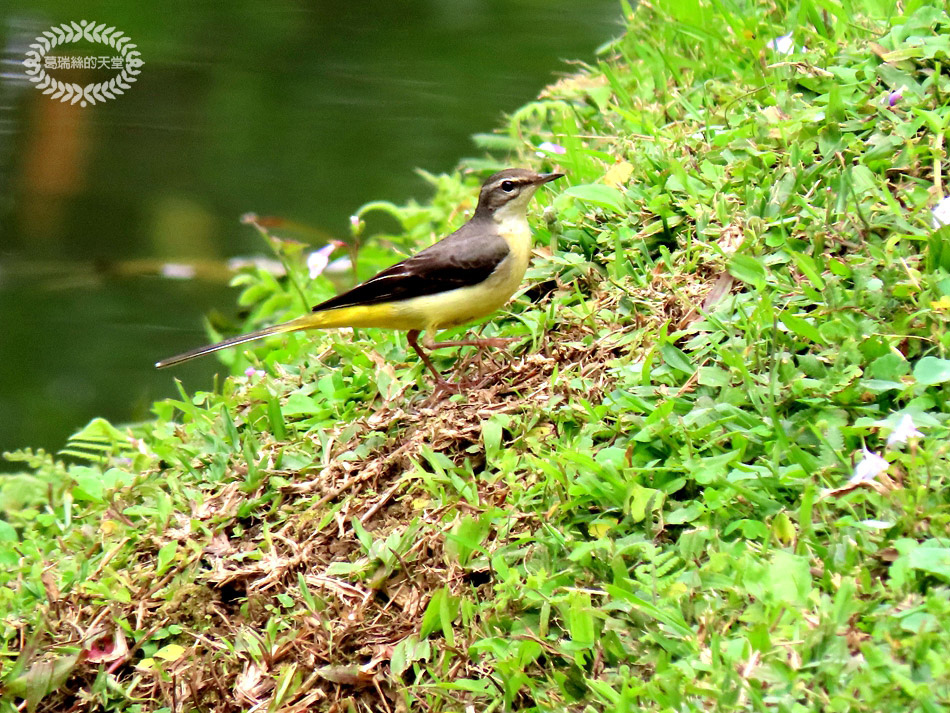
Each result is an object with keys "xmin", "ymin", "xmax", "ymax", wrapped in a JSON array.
[{"xmin": 156, "ymin": 168, "xmax": 563, "ymax": 391}]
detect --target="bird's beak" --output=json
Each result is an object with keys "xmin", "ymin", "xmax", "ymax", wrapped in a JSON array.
[{"xmin": 538, "ymin": 172, "xmax": 564, "ymax": 184}]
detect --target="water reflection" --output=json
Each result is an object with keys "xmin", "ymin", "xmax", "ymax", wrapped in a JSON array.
[{"xmin": 0, "ymin": 0, "xmax": 620, "ymax": 459}]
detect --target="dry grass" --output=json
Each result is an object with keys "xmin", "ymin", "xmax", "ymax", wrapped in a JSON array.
[{"xmin": 20, "ymin": 286, "xmax": 691, "ymax": 712}]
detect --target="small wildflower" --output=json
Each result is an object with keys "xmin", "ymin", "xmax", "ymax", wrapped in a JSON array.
[
  {"xmin": 932, "ymin": 195, "xmax": 950, "ymax": 229},
  {"xmin": 160, "ymin": 263, "xmax": 197, "ymax": 280},
  {"xmin": 349, "ymin": 214, "xmax": 364, "ymax": 238},
  {"xmin": 307, "ymin": 242, "xmax": 341, "ymax": 279},
  {"xmin": 244, "ymin": 367, "xmax": 265, "ymax": 379},
  {"xmin": 885, "ymin": 85, "xmax": 905, "ymax": 107},
  {"xmin": 768, "ymin": 33, "xmax": 796, "ymax": 55},
  {"xmin": 849, "ymin": 448, "xmax": 888, "ymax": 484},
  {"xmin": 858, "ymin": 519, "xmax": 894, "ymax": 530},
  {"xmin": 325, "ymin": 255, "xmax": 353, "ymax": 277},
  {"xmin": 130, "ymin": 437, "xmax": 150, "ymax": 456},
  {"xmin": 690, "ymin": 125, "xmax": 723, "ymax": 140},
  {"xmin": 536, "ymin": 141, "xmax": 567, "ymax": 155},
  {"xmin": 887, "ymin": 413, "xmax": 922, "ymax": 448},
  {"xmin": 932, "ymin": 295, "xmax": 950, "ymax": 311},
  {"xmin": 604, "ymin": 160, "xmax": 633, "ymax": 189}
]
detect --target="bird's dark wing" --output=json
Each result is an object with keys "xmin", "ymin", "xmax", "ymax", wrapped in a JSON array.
[{"xmin": 312, "ymin": 218, "xmax": 509, "ymax": 312}]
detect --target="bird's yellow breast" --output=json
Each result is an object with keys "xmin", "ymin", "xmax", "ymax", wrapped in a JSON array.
[
  {"xmin": 392, "ymin": 214, "xmax": 531, "ymax": 331},
  {"xmin": 310, "ymin": 212, "xmax": 532, "ymax": 334}
]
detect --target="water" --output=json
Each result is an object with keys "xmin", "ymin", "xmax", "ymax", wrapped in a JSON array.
[{"xmin": 0, "ymin": 0, "xmax": 620, "ymax": 460}]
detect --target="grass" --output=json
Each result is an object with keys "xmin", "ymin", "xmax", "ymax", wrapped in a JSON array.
[{"xmin": 4, "ymin": 0, "xmax": 950, "ymax": 710}]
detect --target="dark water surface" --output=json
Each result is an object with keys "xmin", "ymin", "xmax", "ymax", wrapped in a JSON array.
[{"xmin": 0, "ymin": 0, "xmax": 620, "ymax": 460}]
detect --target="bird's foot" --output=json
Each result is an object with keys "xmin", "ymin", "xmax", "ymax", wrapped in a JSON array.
[
  {"xmin": 432, "ymin": 377, "xmax": 464, "ymax": 395},
  {"xmin": 472, "ymin": 336, "xmax": 521, "ymax": 349},
  {"xmin": 430, "ymin": 372, "xmax": 495, "ymax": 395}
]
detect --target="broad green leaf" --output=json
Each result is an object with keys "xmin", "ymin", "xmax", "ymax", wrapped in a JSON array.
[
  {"xmin": 913, "ymin": 356, "xmax": 950, "ymax": 386},
  {"xmin": 660, "ymin": 344, "xmax": 693, "ymax": 374},
  {"xmin": 868, "ymin": 352, "xmax": 909, "ymax": 380},
  {"xmin": 744, "ymin": 550, "xmax": 811, "ymax": 606},
  {"xmin": 567, "ymin": 591, "xmax": 596, "ymax": 648},
  {"xmin": 907, "ymin": 547, "xmax": 950, "ymax": 581},
  {"xmin": 282, "ymin": 392, "xmax": 321, "ymax": 415},
  {"xmin": 791, "ymin": 252, "xmax": 825, "ymax": 289},
  {"xmin": 559, "ymin": 184, "xmax": 627, "ymax": 213},
  {"xmin": 444, "ymin": 515, "xmax": 490, "ymax": 565},
  {"xmin": 420, "ymin": 588, "xmax": 459, "ymax": 639},
  {"xmin": 628, "ymin": 484, "xmax": 663, "ymax": 522},
  {"xmin": 0, "ymin": 520, "xmax": 17, "ymax": 542},
  {"xmin": 155, "ymin": 541, "xmax": 178, "ymax": 576},
  {"xmin": 594, "ymin": 446, "xmax": 627, "ymax": 469},
  {"xmin": 70, "ymin": 466, "xmax": 105, "ymax": 503},
  {"xmin": 781, "ymin": 312, "xmax": 824, "ymax": 344},
  {"xmin": 481, "ymin": 415, "xmax": 505, "ymax": 463},
  {"xmin": 728, "ymin": 254, "xmax": 767, "ymax": 288},
  {"xmin": 390, "ymin": 636, "xmax": 430, "ymax": 677},
  {"xmin": 772, "ymin": 512, "xmax": 796, "ymax": 545}
]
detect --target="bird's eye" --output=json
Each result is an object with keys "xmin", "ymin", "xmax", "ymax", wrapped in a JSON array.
[{"xmin": 500, "ymin": 180, "xmax": 515, "ymax": 192}]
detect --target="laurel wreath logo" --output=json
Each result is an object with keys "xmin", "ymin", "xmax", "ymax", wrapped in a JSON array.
[{"xmin": 22, "ymin": 20, "xmax": 144, "ymax": 107}]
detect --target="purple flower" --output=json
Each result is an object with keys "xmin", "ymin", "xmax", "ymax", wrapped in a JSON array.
[
  {"xmin": 883, "ymin": 85, "xmax": 906, "ymax": 108},
  {"xmin": 537, "ymin": 141, "xmax": 567, "ymax": 155}
]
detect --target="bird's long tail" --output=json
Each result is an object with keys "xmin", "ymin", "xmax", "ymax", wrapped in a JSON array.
[
  {"xmin": 156, "ymin": 302, "xmax": 404, "ymax": 368},
  {"xmin": 155, "ymin": 313, "xmax": 320, "ymax": 368}
]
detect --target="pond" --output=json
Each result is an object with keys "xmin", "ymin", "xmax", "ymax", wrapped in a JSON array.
[{"xmin": 0, "ymin": 0, "xmax": 620, "ymax": 460}]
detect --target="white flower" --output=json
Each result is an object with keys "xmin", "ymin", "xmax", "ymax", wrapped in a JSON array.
[
  {"xmin": 886, "ymin": 414, "xmax": 922, "ymax": 448},
  {"xmin": 307, "ymin": 242, "xmax": 339, "ymax": 279},
  {"xmin": 160, "ymin": 263, "xmax": 196, "ymax": 280},
  {"xmin": 932, "ymin": 196, "xmax": 950, "ymax": 229},
  {"xmin": 325, "ymin": 255, "xmax": 352, "ymax": 277},
  {"xmin": 849, "ymin": 448, "xmax": 889, "ymax": 484},
  {"xmin": 768, "ymin": 33, "xmax": 795, "ymax": 54},
  {"xmin": 244, "ymin": 367, "xmax": 265, "ymax": 379},
  {"xmin": 858, "ymin": 519, "xmax": 894, "ymax": 530}
]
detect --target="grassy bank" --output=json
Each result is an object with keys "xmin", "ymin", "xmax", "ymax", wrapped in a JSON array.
[{"xmin": 4, "ymin": 1, "xmax": 950, "ymax": 710}]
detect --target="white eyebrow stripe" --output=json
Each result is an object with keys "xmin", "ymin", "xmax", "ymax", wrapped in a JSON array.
[{"xmin": 364, "ymin": 271, "xmax": 412, "ymax": 283}]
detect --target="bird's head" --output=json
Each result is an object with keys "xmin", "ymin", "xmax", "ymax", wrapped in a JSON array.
[{"xmin": 475, "ymin": 168, "xmax": 563, "ymax": 222}]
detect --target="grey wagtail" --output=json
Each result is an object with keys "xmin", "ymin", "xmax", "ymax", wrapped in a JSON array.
[{"xmin": 156, "ymin": 168, "xmax": 563, "ymax": 390}]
